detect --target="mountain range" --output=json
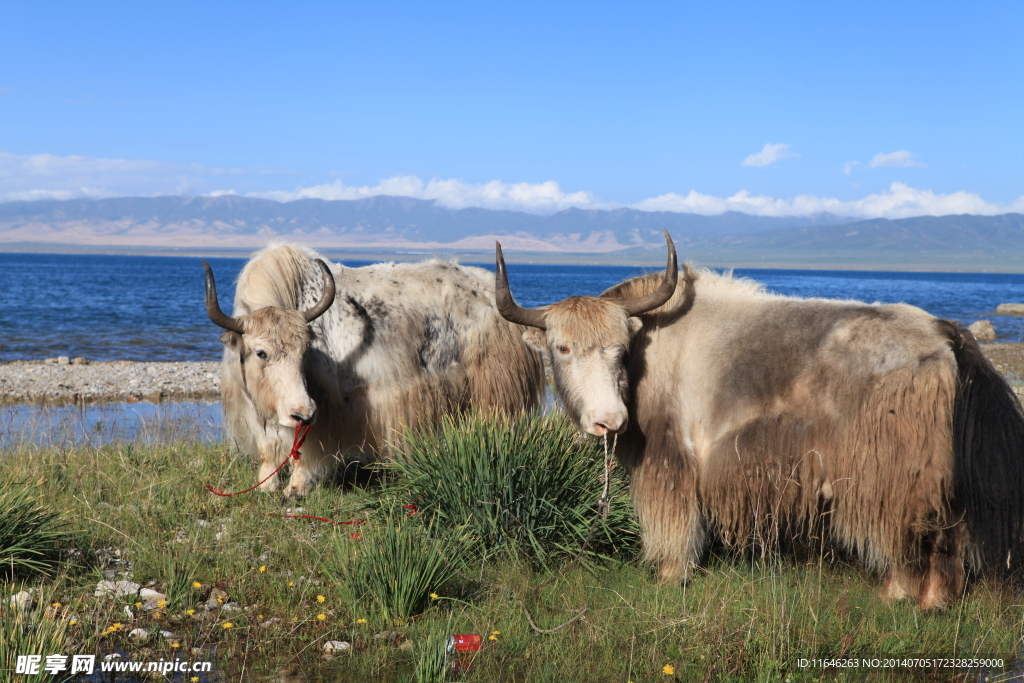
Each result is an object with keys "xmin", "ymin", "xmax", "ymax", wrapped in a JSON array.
[{"xmin": 0, "ymin": 195, "xmax": 1022, "ymax": 270}]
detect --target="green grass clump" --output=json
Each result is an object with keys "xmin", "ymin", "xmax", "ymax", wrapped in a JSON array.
[
  {"xmin": 390, "ymin": 410, "xmax": 638, "ymax": 563},
  {"xmin": 0, "ymin": 592, "xmax": 74, "ymax": 678},
  {"xmin": 338, "ymin": 510, "xmax": 464, "ymax": 623},
  {"xmin": 0, "ymin": 484, "xmax": 73, "ymax": 577}
]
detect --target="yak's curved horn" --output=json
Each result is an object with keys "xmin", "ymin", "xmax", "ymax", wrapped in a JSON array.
[
  {"xmin": 495, "ymin": 242, "xmax": 547, "ymax": 330},
  {"xmin": 620, "ymin": 231, "xmax": 678, "ymax": 317},
  {"xmin": 303, "ymin": 259, "xmax": 336, "ymax": 322},
  {"xmin": 202, "ymin": 260, "xmax": 245, "ymax": 334}
]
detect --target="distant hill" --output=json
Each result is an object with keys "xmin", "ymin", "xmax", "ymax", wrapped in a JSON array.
[
  {"xmin": 676, "ymin": 213, "xmax": 1024, "ymax": 270},
  {"xmin": 0, "ymin": 195, "xmax": 851, "ymax": 252},
  {"xmin": 0, "ymin": 196, "xmax": 1022, "ymax": 270}
]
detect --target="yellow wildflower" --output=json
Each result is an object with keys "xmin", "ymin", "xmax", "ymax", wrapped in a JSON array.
[
  {"xmin": 356, "ymin": 618, "xmax": 367, "ymax": 624},
  {"xmin": 317, "ymin": 613, "xmax": 326, "ymax": 621},
  {"xmin": 288, "ymin": 581, "xmax": 295, "ymax": 587},
  {"xmin": 192, "ymin": 678, "xmax": 199, "ymax": 683},
  {"xmin": 491, "ymin": 630, "xmax": 500, "ymax": 635},
  {"xmin": 171, "ymin": 643, "xmax": 180, "ymax": 648},
  {"xmin": 153, "ymin": 612, "xmax": 162, "ymax": 619},
  {"xmin": 192, "ymin": 581, "xmax": 202, "ymax": 589},
  {"xmin": 488, "ymin": 634, "xmax": 498, "ymax": 641},
  {"xmin": 186, "ymin": 609, "xmax": 195, "ymax": 616},
  {"xmin": 112, "ymin": 623, "xmax": 123, "ymax": 630},
  {"xmin": 259, "ymin": 566, "xmax": 267, "ymax": 572},
  {"xmin": 316, "ymin": 595, "xmax": 326, "ymax": 603},
  {"xmin": 157, "ymin": 599, "xmax": 167, "ymax": 608},
  {"xmin": 51, "ymin": 602, "xmax": 61, "ymax": 608},
  {"xmin": 222, "ymin": 622, "xmax": 233, "ymax": 629},
  {"xmin": 663, "ymin": 664, "xmax": 675, "ymax": 675},
  {"xmin": 134, "ymin": 602, "xmax": 142, "ymax": 609},
  {"xmin": 69, "ymin": 620, "xmax": 78, "ymax": 626},
  {"xmin": 429, "ymin": 593, "xmax": 439, "ymax": 599}
]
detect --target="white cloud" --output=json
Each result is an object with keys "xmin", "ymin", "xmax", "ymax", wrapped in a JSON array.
[
  {"xmin": 0, "ymin": 151, "xmax": 249, "ymax": 202},
  {"xmin": 634, "ymin": 182, "xmax": 1024, "ymax": 219},
  {"xmin": 869, "ymin": 150, "xmax": 926, "ymax": 168},
  {"xmin": 742, "ymin": 143, "xmax": 798, "ymax": 167},
  {"xmin": 843, "ymin": 160, "xmax": 860, "ymax": 175},
  {"xmin": 2, "ymin": 151, "xmax": 1022, "ymax": 221},
  {"xmin": 251, "ymin": 176, "xmax": 603, "ymax": 213}
]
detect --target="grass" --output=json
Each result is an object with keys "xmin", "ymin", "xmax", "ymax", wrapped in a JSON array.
[
  {"xmin": 389, "ymin": 410, "xmax": 638, "ymax": 563},
  {"xmin": 0, "ymin": 407, "xmax": 1023, "ymax": 681},
  {"xmin": 0, "ymin": 483, "xmax": 74, "ymax": 577}
]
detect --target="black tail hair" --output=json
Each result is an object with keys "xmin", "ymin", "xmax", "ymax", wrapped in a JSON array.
[{"xmin": 940, "ymin": 319, "xmax": 1024, "ymax": 572}]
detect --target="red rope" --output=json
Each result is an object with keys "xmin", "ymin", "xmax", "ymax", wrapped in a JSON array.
[
  {"xmin": 203, "ymin": 422, "xmax": 382, "ymax": 529},
  {"xmin": 206, "ymin": 422, "xmax": 312, "ymax": 497}
]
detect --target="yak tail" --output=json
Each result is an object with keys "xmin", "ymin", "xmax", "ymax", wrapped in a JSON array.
[{"xmin": 942, "ymin": 319, "xmax": 1024, "ymax": 573}]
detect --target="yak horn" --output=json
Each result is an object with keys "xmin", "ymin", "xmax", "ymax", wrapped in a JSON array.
[
  {"xmin": 303, "ymin": 259, "xmax": 336, "ymax": 322},
  {"xmin": 202, "ymin": 260, "xmax": 245, "ymax": 334},
  {"xmin": 620, "ymin": 231, "xmax": 678, "ymax": 317},
  {"xmin": 495, "ymin": 242, "xmax": 547, "ymax": 330}
]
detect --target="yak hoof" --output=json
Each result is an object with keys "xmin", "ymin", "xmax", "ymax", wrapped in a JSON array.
[{"xmin": 279, "ymin": 491, "xmax": 305, "ymax": 505}]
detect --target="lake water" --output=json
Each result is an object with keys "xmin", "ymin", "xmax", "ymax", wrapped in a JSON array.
[
  {"xmin": 3, "ymin": 251, "xmax": 1024, "ymax": 446},
  {"xmin": 3, "ymin": 252, "xmax": 1024, "ymax": 362}
]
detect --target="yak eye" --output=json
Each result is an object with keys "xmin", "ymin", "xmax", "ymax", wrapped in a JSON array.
[
  {"xmin": 557, "ymin": 345, "xmax": 571, "ymax": 355},
  {"xmin": 255, "ymin": 349, "xmax": 269, "ymax": 360}
]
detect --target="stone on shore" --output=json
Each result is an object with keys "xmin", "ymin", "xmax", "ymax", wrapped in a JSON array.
[
  {"xmin": 95, "ymin": 580, "xmax": 141, "ymax": 599},
  {"xmin": 969, "ymin": 320, "xmax": 997, "ymax": 341},
  {"xmin": 996, "ymin": 303, "xmax": 1024, "ymax": 316},
  {"xmin": 0, "ymin": 359, "xmax": 220, "ymax": 406}
]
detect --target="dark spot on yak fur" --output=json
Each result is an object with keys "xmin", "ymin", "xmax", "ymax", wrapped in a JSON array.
[
  {"xmin": 364, "ymin": 296, "xmax": 391, "ymax": 320},
  {"xmin": 418, "ymin": 314, "xmax": 460, "ymax": 372},
  {"xmin": 345, "ymin": 296, "xmax": 375, "ymax": 346}
]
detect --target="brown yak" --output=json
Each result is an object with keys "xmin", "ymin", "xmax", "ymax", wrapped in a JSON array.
[{"xmin": 494, "ymin": 231, "xmax": 1024, "ymax": 610}]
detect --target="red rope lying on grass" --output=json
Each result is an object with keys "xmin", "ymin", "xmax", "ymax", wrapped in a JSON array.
[
  {"xmin": 204, "ymin": 422, "xmax": 415, "ymax": 529},
  {"xmin": 205, "ymin": 421, "xmax": 312, "ymax": 497}
]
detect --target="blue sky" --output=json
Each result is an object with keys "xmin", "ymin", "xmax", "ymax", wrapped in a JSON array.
[{"xmin": 1, "ymin": 1, "xmax": 1021, "ymax": 217}]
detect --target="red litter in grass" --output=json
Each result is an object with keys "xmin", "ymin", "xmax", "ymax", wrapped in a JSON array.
[
  {"xmin": 447, "ymin": 634, "xmax": 482, "ymax": 671},
  {"xmin": 451, "ymin": 634, "xmax": 481, "ymax": 653}
]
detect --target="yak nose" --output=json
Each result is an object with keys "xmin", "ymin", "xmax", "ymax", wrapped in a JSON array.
[
  {"xmin": 290, "ymin": 406, "xmax": 316, "ymax": 425},
  {"xmin": 585, "ymin": 412, "xmax": 626, "ymax": 437}
]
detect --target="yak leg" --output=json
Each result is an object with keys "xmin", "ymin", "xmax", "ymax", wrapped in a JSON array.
[
  {"xmin": 630, "ymin": 443, "xmax": 703, "ymax": 584},
  {"xmin": 879, "ymin": 564, "xmax": 924, "ymax": 602},
  {"xmin": 257, "ymin": 446, "xmax": 284, "ymax": 493},
  {"xmin": 281, "ymin": 460, "xmax": 314, "ymax": 501},
  {"xmin": 918, "ymin": 529, "xmax": 965, "ymax": 611},
  {"xmin": 879, "ymin": 529, "xmax": 964, "ymax": 611}
]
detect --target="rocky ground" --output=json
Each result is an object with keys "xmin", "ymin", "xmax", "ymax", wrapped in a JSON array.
[
  {"xmin": 0, "ymin": 358, "xmax": 220, "ymax": 406},
  {"xmin": 2, "ymin": 343, "xmax": 1023, "ymax": 406}
]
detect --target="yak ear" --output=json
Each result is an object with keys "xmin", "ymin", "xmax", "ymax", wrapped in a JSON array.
[
  {"xmin": 627, "ymin": 316, "xmax": 644, "ymax": 337},
  {"xmin": 219, "ymin": 330, "xmax": 241, "ymax": 348},
  {"xmin": 521, "ymin": 327, "xmax": 547, "ymax": 352}
]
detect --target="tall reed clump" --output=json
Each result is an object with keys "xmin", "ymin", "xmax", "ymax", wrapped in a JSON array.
[
  {"xmin": 390, "ymin": 410, "xmax": 638, "ymax": 563},
  {"xmin": 339, "ymin": 510, "xmax": 464, "ymax": 623},
  {"xmin": 0, "ymin": 484, "xmax": 73, "ymax": 577}
]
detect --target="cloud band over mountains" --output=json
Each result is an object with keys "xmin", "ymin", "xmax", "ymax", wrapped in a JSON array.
[{"xmin": 2, "ymin": 151, "xmax": 1022, "ymax": 220}]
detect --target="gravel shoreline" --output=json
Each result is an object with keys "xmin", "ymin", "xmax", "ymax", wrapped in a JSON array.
[
  {"xmin": 1, "ymin": 342, "xmax": 1023, "ymax": 407},
  {"xmin": 0, "ymin": 359, "xmax": 221, "ymax": 406}
]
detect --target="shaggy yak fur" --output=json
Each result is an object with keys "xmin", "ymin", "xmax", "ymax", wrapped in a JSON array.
[
  {"xmin": 504, "ymin": 252, "xmax": 1024, "ymax": 611},
  {"xmin": 216, "ymin": 244, "xmax": 544, "ymax": 499}
]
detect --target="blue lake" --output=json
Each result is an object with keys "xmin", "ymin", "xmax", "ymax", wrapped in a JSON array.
[
  {"xmin": 2, "ymin": 252, "xmax": 1024, "ymax": 362},
  {"xmin": 3, "ymin": 251, "xmax": 1024, "ymax": 447}
]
